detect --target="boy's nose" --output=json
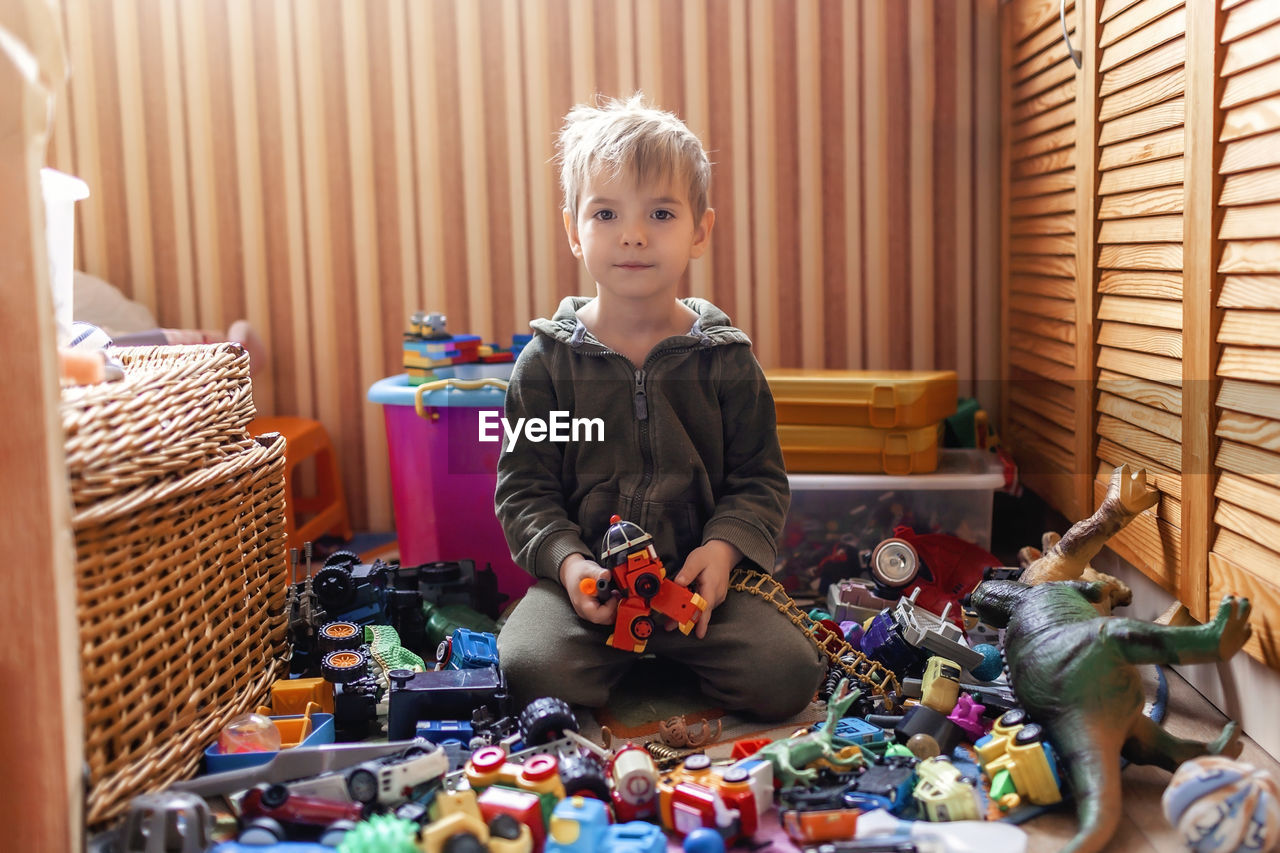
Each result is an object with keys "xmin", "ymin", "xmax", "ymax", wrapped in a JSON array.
[{"xmin": 621, "ymin": 228, "xmax": 647, "ymax": 247}]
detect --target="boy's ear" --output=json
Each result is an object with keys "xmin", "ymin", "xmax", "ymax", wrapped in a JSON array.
[
  {"xmin": 562, "ymin": 208, "xmax": 583, "ymax": 258},
  {"xmin": 689, "ymin": 207, "xmax": 715, "ymax": 259}
]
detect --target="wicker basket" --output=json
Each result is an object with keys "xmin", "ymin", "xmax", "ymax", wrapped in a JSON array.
[{"xmin": 62, "ymin": 343, "xmax": 290, "ymax": 827}]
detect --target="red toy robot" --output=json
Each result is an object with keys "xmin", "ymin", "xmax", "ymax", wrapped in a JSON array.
[{"xmin": 580, "ymin": 515, "xmax": 708, "ymax": 653}]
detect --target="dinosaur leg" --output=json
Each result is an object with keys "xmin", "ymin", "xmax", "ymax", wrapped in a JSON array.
[
  {"xmin": 1121, "ymin": 715, "xmax": 1241, "ymax": 772},
  {"xmin": 1106, "ymin": 597, "xmax": 1252, "ymax": 666},
  {"xmin": 1060, "ymin": 746, "xmax": 1125, "ymax": 853}
]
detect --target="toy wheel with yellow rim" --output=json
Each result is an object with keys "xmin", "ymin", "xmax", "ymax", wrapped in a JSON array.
[{"xmin": 321, "ymin": 649, "xmax": 369, "ymax": 684}]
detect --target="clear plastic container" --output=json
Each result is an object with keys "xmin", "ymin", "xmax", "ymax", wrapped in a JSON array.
[{"xmin": 776, "ymin": 448, "xmax": 1005, "ymax": 582}]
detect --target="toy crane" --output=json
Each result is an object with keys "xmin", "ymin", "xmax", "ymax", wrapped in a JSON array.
[{"xmin": 581, "ymin": 515, "xmax": 707, "ymax": 653}]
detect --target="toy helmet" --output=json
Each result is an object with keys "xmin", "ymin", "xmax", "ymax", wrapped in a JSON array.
[{"xmin": 600, "ymin": 515, "xmax": 652, "ymax": 562}]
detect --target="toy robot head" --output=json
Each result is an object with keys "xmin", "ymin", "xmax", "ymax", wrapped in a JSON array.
[{"xmin": 599, "ymin": 515, "xmax": 652, "ymax": 565}]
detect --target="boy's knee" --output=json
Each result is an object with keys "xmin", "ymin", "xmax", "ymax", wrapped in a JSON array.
[{"xmin": 702, "ymin": 645, "xmax": 826, "ymax": 721}]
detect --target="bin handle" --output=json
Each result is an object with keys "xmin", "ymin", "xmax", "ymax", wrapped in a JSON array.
[{"xmin": 414, "ymin": 377, "xmax": 509, "ymax": 420}]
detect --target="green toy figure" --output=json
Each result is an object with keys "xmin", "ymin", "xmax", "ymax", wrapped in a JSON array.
[
  {"xmin": 756, "ymin": 678, "xmax": 866, "ymax": 787},
  {"xmin": 970, "ymin": 579, "xmax": 1253, "ymax": 853}
]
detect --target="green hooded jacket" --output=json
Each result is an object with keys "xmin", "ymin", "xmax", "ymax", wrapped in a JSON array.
[{"xmin": 494, "ymin": 296, "xmax": 790, "ymax": 583}]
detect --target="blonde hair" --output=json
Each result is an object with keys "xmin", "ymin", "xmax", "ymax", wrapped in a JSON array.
[{"xmin": 556, "ymin": 93, "xmax": 711, "ymax": 222}]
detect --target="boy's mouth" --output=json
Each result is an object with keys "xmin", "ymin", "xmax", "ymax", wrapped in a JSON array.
[{"xmin": 615, "ymin": 262, "xmax": 654, "ymax": 270}]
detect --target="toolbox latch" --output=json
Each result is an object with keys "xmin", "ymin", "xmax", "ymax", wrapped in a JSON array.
[
  {"xmin": 870, "ymin": 385, "xmax": 898, "ymax": 428},
  {"xmin": 883, "ymin": 431, "xmax": 911, "ymax": 475}
]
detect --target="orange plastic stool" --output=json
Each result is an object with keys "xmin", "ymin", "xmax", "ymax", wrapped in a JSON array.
[{"xmin": 249, "ymin": 416, "xmax": 352, "ymax": 551}]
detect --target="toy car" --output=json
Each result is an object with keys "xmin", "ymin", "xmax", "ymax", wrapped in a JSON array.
[
  {"xmin": 912, "ymin": 756, "xmax": 983, "ymax": 821},
  {"xmin": 238, "ymin": 784, "xmax": 361, "ymax": 845}
]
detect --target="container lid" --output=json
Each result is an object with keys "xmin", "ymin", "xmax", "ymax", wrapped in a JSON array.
[
  {"xmin": 368, "ymin": 371, "xmax": 508, "ymax": 408},
  {"xmin": 788, "ymin": 448, "xmax": 1004, "ymax": 491}
]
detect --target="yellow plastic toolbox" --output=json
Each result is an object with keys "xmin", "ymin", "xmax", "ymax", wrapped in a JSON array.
[
  {"xmin": 778, "ymin": 422, "xmax": 943, "ymax": 475},
  {"xmin": 767, "ymin": 369, "xmax": 958, "ymax": 428}
]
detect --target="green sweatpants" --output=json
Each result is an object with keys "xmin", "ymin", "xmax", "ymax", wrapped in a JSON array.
[{"xmin": 496, "ymin": 579, "xmax": 827, "ymax": 721}]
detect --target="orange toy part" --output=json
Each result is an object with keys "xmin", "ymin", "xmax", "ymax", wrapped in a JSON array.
[{"xmin": 598, "ymin": 515, "xmax": 708, "ymax": 653}]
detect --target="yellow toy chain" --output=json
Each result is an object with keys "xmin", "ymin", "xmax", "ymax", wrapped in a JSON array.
[{"xmin": 728, "ymin": 568, "xmax": 900, "ymax": 710}]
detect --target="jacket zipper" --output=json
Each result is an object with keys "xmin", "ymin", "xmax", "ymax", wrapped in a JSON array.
[{"xmin": 578, "ymin": 342, "xmax": 701, "ymax": 524}]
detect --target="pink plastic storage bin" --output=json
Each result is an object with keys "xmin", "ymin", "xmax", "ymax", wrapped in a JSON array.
[{"xmin": 368, "ymin": 369, "xmax": 534, "ymax": 606}]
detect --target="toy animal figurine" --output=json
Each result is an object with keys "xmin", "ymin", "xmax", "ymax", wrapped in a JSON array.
[
  {"xmin": 658, "ymin": 715, "xmax": 723, "ymax": 749},
  {"xmin": 755, "ymin": 678, "xmax": 866, "ymax": 787},
  {"xmin": 1019, "ymin": 464, "xmax": 1158, "ymax": 613},
  {"xmin": 584, "ymin": 515, "xmax": 707, "ymax": 653},
  {"xmin": 970, "ymin": 579, "xmax": 1253, "ymax": 853}
]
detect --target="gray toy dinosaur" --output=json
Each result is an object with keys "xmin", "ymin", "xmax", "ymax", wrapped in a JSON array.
[{"xmin": 970, "ymin": 579, "xmax": 1252, "ymax": 853}]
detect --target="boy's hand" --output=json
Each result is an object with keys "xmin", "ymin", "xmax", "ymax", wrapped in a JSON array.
[
  {"xmin": 559, "ymin": 553, "xmax": 618, "ymax": 626},
  {"xmin": 672, "ymin": 539, "xmax": 742, "ymax": 639}
]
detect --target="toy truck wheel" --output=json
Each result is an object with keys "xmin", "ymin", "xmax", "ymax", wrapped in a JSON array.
[
  {"xmin": 999, "ymin": 709, "xmax": 1028, "ymax": 728},
  {"xmin": 318, "ymin": 621, "xmax": 364, "ymax": 653},
  {"xmin": 630, "ymin": 615, "xmax": 656, "ymax": 640},
  {"xmin": 322, "ymin": 649, "xmax": 369, "ymax": 684},
  {"xmin": 313, "ymin": 565, "xmax": 356, "ymax": 609},
  {"xmin": 633, "ymin": 572, "xmax": 661, "ymax": 599},
  {"xmin": 489, "ymin": 814, "xmax": 523, "ymax": 840},
  {"xmin": 558, "ymin": 752, "xmax": 610, "ymax": 800},
  {"xmin": 871, "ymin": 538, "xmax": 920, "ymax": 588},
  {"xmin": 1014, "ymin": 723, "xmax": 1045, "ymax": 745},
  {"xmin": 238, "ymin": 817, "xmax": 286, "ymax": 845},
  {"xmin": 319, "ymin": 819, "xmax": 356, "ymax": 847},
  {"xmin": 259, "ymin": 784, "xmax": 290, "ymax": 809},
  {"xmin": 346, "ymin": 766, "xmax": 379, "ymax": 805},
  {"xmin": 443, "ymin": 834, "xmax": 487, "ymax": 853},
  {"xmin": 519, "ymin": 696, "xmax": 579, "ymax": 745}
]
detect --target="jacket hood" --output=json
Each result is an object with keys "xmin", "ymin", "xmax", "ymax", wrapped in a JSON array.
[{"xmin": 529, "ymin": 296, "xmax": 752, "ymax": 350}]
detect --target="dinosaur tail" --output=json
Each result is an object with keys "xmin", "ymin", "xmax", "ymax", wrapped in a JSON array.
[{"xmin": 1057, "ymin": 729, "xmax": 1126, "ymax": 853}]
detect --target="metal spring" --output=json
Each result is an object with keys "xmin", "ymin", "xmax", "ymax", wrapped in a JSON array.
[{"xmin": 644, "ymin": 741, "xmax": 698, "ymax": 768}]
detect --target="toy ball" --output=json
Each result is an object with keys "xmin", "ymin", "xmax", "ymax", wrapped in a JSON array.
[
  {"xmin": 907, "ymin": 733, "xmax": 941, "ymax": 760},
  {"xmin": 1162, "ymin": 755, "xmax": 1280, "ymax": 853},
  {"xmin": 970, "ymin": 643, "xmax": 1004, "ymax": 682},
  {"xmin": 683, "ymin": 827, "xmax": 726, "ymax": 853},
  {"xmin": 218, "ymin": 712, "xmax": 280, "ymax": 755}
]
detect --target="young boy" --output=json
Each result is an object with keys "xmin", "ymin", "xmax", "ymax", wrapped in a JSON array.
[{"xmin": 494, "ymin": 94, "xmax": 824, "ymax": 720}]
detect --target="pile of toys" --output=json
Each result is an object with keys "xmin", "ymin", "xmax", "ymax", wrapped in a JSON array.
[
  {"xmin": 403, "ymin": 311, "xmax": 530, "ymax": 386},
  {"xmin": 93, "ymin": 465, "xmax": 1279, "ymax": 853}
]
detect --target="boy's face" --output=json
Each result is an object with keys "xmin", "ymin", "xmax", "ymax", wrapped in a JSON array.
[{"xmin": 563, "ymin": 167, "xmax": 714, "ymax": 302}]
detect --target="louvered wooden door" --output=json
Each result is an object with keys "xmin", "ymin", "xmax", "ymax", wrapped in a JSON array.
[
  {"xmin": 1002, "ymin": 0, "xmax": 1091, "ymax": 521},
  {"xmin": 1207, "ymin": 0, "xmax": 1280, "ymax": 664},
  {"xmin": 1091, "ymin": 0, "xmax": 1189, "ymax": 593},
  {"xmin": 1001, "ymin": 0, "xmax": 1280, "ymax": 664}
]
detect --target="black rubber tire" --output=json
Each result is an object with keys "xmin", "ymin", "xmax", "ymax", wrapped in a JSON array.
[
  {"xmin": 319, "ymin": 820, "xmax": 357, "ymax": 847},
  {"xmin": 318, "ymin": 620, "xmax": 364, "ymax": 653},
  {"xmin": 557, "ymin": 752, "xmax": 610, "ymax": 800},
  {"xmin": 313, "ymin": 565, "xmax": 356, "ymax": 610},
  {"xmin": 488, "ymin": 814, "xmax": 522, "ymax": 840},
  {"xmin": 238, "ymin": 817, "xmax": 285, "ymax": 845},
  {"xmin": 346, "ymin": 766, "xmax": 379, "ymax": 804},
  {"xmin": 518, "ymin": 696, "xmax": 579, "ymax": 745},
  {"xmin": 259, "ymin": 784, "xmax": 289, "ymax": 809},
  {"xmin": 633, "ymin": 572, "xmax": 661, "ymax": 599},
  {"xmin": 442, "ymin": 833, "xmax": 488, "ymax": 853},
  {"xmin": 630, "ymin": 615, "xmax": 656, "ymax": 641},
  {"xmin": 1014, "ymin": 723, "xmax": 1045, "ymax": 746},
  {"xmin": 321, "ymin": 649, "xmax": 369, "ymax": 684},
  {"xmin": 1000, "ymin": 708, "xmax": 1028, "ymax": 728}
]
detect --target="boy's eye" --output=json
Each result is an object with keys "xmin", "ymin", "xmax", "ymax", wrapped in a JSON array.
[
  {"xmin": 652, "ymin": 209, "xmax": 675, "ymax": 221},
  {"xmin": 592, "ymin": 209, "xmax": 615, "ymax": 221}
]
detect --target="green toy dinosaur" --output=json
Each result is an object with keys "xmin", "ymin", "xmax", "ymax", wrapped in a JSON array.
[
  {"xmin": 971, "ymin": 579, "xmax": 1252, "ymax": 853},
  {"xmin": 755, "ymin": 678, "xmax": 865, "ymax": 787}
]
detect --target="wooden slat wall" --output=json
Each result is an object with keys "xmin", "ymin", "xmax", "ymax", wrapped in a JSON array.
[
  {"xmin": 46, "ymin": 0, "xmax": 1001, "ymax": 532},
  {"xmin": 1001, "ymin": 0, "xmax": 1087, "ymax": 518},
  {"xmin": 1092, "ymin": 0, "xmax": 1189, "ymax": 592},
  {"xmin": 1210, "ymin": 0, "xmax": 1280, "ymax": 667}
]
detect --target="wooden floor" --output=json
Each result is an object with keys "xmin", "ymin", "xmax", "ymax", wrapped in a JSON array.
[{"xmin": 579, "ymin": 665, "xmax": 1280, "ymax": 852}]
